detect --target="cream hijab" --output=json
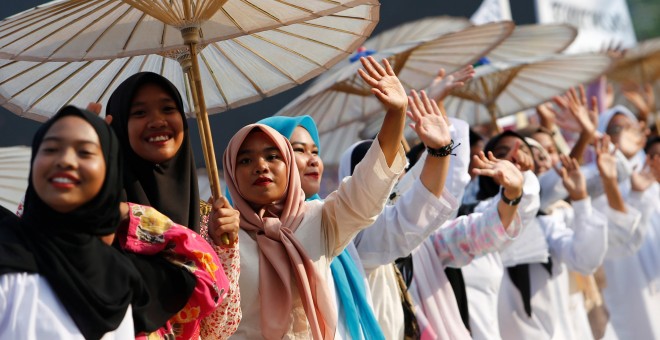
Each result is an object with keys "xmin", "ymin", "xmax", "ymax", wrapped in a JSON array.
[{"xmin": 223, "ymin": 124, "xmax": 336, "ymax": 339}]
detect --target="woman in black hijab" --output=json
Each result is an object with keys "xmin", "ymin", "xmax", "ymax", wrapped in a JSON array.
[
  {"xmin": 0, "ymin": 106, "xmax": 163, "ymax": 339},
  {"xmin": 107, "ymin": 72, "xmax": 201, "ymax": 232},
  {"xmin": 106, "ymin": 72, "xmax": 240, "ymax": 339}
]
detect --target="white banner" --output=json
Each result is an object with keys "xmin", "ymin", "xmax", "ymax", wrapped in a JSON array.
[
  {"xmin": 536, "ymin": 0, "xmax": 637, "ymax": 53},
  {"xmin": 471, "ymin": 0, "xmax": 512, "ymax": 24}
]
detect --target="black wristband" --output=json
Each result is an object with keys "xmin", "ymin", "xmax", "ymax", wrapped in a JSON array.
[
  {"xmin": 426, "ymin": 139, "xmax": 460, "ymax": 157},
  {"xmin": 500, "ymin": 187, "xmax": 522, "ymax": 206}
]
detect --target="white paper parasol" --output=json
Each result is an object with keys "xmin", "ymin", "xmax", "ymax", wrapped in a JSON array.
[
  {"xmin": 0, "ymin": 146, "xmax": 30, "ymax": 214},
  {"xmin": 0, "ymin": 0, "xmax": 379, "ymax": 204},
  {"xmin": 444, "ymin": 53, "xmax": 613, "ymax": 128},
  {"xmin": 275, "ymin": 19, "xmax": 514, "ymax": 164}
]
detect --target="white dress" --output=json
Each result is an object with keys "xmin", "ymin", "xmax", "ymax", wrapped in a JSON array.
[
  {"xmin": 498, "ymin": 198, "xmax": 608, "ymax": 340},
  {"xmin": 232, "ymin": 140, "xmax": 406, "ymax": 339},
  {"xmin": 463, "ymin": 171, "xmax": 547, "ymax": 340},
  {"xmin": 602, "ymin": 183, "xmax": 660, "ymax": 340},
  {"xmin": 0, "ymin": 273, "xmax": 134, "ymax": 340},
  {"xmin": 348, "ymin": 118, "xmax": 469, "ymax": 339}
]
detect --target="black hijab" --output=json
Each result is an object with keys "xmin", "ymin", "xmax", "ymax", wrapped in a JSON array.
[
  {"xmin": 0, "ymin": 106, "xmax": 147, "ymax": 339},
  {"xmin": 108, "ymin": 72, "xmax": 200, "ymax": 232}
]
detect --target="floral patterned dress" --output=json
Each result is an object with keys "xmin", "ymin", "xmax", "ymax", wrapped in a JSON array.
[{"xmin": 198, "ymin": 200, "xmax": 242, "ymax": 340}]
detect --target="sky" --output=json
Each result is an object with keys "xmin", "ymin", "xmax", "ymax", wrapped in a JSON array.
[{"xmin": 0, "ymin": 1, "xmax": 534, "ymax": 167}]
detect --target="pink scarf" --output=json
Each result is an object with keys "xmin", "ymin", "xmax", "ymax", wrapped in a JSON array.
[{"xmin": 223, "ymin": 124, "xmax": 336, "ymax": 339}]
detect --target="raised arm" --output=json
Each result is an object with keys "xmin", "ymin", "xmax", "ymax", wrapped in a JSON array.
[
  {"xmin": 358, "ymin": 56, "xmax": 407, "ymax": 166},
  {"xmin": 548, "ymin": 155, "xmax": 607, "ymax": 274}
]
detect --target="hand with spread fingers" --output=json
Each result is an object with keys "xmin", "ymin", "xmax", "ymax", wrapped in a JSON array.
[
  {"xmin": 630, "ymin": 163, "xmax": 656, "ymax": 193},
  {"xmin": 427, "ymin": 65, "xmax": 475, "ymax": 102},
  {"xmin": 407, "ymin": 90, "xmax": 452, "ymax": 149},
  {"xmin": 553, "ymin": 85, "xmax": 599, "ymax": 139},
  {"xmin": 472, "ymin": 151, "xmax": 524, "ymax": 200},
  {"xmin": 622, "ymin": 82, "xmax": 655, "ymax": 125},
  {"xmin": 555, "ymin": 154, "xmax": 587, "ymax": 201},
  {"xmin": 357, "ymin": 56, "xmax": 408, "ymax": 112},
  {"xmin": 208, "ymin": 196, "xmax": 240, "ymax": 248},
  {"xmin": 508, "ymin": 139, "xmax": 535, "ymax": 172},
  {"xmin": 595, "ymin": 135, "xmax": 618, "ymax": 182}
]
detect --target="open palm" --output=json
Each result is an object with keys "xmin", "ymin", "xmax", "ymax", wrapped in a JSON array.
[
  {"xmin": 358, "ymin": 56, "xmax": 407, "ymax": 111},
  {"xmin": 407, "ymin": 90, "xmax": 451, "ymax": 149}
]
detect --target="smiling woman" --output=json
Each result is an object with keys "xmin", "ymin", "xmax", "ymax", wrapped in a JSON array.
[
  {"xmin": 32, "ymin": 115, "xmax": 106, "ymax": 213},
  {"xmin": 0, "ymin": 106, "xmax": 145, "ymax": 339}
]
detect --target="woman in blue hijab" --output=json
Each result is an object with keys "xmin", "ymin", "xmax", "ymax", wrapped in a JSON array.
[{"xmin": 258, "ymin": 115, "xmax": 384, "ymax": 340}]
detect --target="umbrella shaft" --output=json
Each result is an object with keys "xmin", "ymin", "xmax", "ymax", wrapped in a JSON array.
[{"xmin": 187, "ymin": 40, "xmax": 222, "ymax": 200}]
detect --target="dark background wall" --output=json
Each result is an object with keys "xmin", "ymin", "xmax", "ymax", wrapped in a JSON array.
[{"xmin": 0, "ymin": 1, "xmax": 541, "ymax": 167}]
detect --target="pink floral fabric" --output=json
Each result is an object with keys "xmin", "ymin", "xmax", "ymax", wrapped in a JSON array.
[{"xmin": 121, "ymin": 203, "xmax": 229, "ymax": 340}]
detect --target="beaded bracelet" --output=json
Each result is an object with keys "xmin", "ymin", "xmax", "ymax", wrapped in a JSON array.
[{"xmin": 426, "ymin": 139, "xmax": 460, "ymax": 157}]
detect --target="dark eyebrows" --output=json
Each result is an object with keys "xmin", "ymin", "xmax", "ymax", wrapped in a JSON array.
[
  {"xmin": 131, "ymin": 97, "xmax": 176, "ymax": 108},
  {"xmin": 237, "ymin": 146, "xmax": 281, "ymax": 156},
  {"xmin": 42, "ymin": 136, "xmax": 99, "ymax": 146},
  {"xmin": 291, "ymin": 141, "xmax": 318, "ymax": 149}
]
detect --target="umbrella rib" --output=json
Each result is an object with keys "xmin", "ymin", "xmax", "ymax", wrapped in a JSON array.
[
  {"xmin": 0, "ymin": 61, "xmax": 42, "ymax": 87},
  {"xmin": 271, "ymin": 28, "xmax": 345, "ymax": 52},
  {"xmin": 0, "ymin": 1, "xmax": 103, "ymax": 54},
  {"xmin": 334, "ymin": 91, "xmax": 354, "ymax": 127},
  {"xmin": 0, "ymin": 0, "xmax": 86, "ymax": 40},
  {"xmin": 231, "ymin": 39, "xmax": 298, "ymax": 83},
  {"xmin": 3, "ymin": 63, "xmax": 70, "ymax": 98},
  {"xmin": 252, "ymin": 33, "xmax": 324, "ymax": 67},
  {"xmin": 213, "ymin": 42, "xmax": 266, "ymax": 98},
  {"xmin": 62, "ymin": 60, "xmax": 117, "ymax": 108},
  {"xmin": 121, "ymin": 12, "xmax": 150, "ymax": 56},
  {"xmin": 94, "ymin": 58, "xmax": 135, "ymax": 103},
  {"xmin": 312, "ymin": 90, "xmax": 342, "ymax": 128},
  {"xmin": 199, "ymin": 51, "xmax": 231, "ymax": 107},
  {"xmin": 47, "ymin": 1, "xmax": 125, "ymax": 59},
  {"xmin": 85, "ymin": 6, "xmax": 143, "ymax": 58},
  {"xmin": 298, "ymin": 22, "xmax": 360, "ymax": 36},
  {"xmin": 239, "ymin": 0, "xmax": 285, "ymax": 24},
  {"xmin": 27, "ymin": 61, "xmax": 95, "ymax": 112},
  {"xmin": 271, "ymin": 0, "xmax": 315, "ymax": 14},
  {"xmin": 219, "ymin": 7, "xmax": 245, "ymax": 34}
]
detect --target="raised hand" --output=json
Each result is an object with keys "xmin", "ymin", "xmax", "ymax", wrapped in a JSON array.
[
  {"xmin": 555, "ymin": 154, "xmax": 587, "ymax": 201},
  {"xmin": 358, "ymin": 56, "xmax": 407, "ymax": 112},
  {"xmin": 427, "ymin": 65, "xmax": 475, "ymax": 102},
  {"xmin": 622, "ymin": 82, "xmax": 655, "ymax": 124},
  {"xmin": 508, "ymin": 139, "xmax": 534, "ymax": 172},
  {"xmin": 407, "ymin": 90, "xmax": 451, "ymax": 149},
  {"xmin": 630, "ymin": 163, "xmax": 656, "ymax": 192},
  {"xmin": 595, "ymin": 135, "xmax": 618, "ymax": 181},
  {"xmin": 553, "ymin": 85, "xmax": 599, "ymax": 138},
  {"xmin": 86, "ymin": 102, "xmax": 113, "ymax": 124},
  {"xmin": 472, "ymin": 151, "xmax": 524, "ymax": 199},
  {"xmin": 208, "ymin": 196, "xmax": 240, "ymax": 248}
]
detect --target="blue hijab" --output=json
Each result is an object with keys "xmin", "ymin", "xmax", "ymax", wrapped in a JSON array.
[{"xmin": 257, "ymin": 115, "xmax": 384, "ymax": 339}]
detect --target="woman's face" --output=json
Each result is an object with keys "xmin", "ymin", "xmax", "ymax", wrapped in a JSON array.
[
  {"xmin": 235, "ymin": 131, "xmax": 288, "ymax": 208},
  {"xmin": 647, "ymin": 142, "xmax": 660, "ymax": 182},
  {"xmin": 607, "ymin": 114, "xmax": 645, "ymax": 159},
  {"xmin": 127, "ymin": 83, "xmax": 184, "ymax": 164},
  {"xmin": 32, "ymin": 116, "xmax": 106, "ymax": 213},
  {"xmin": 290, "ymin": 126, "xmax": 324, "ymax": 198},
  {"xmin": 531, "ymin": 146, "xmax": 552, "ymax": 175},
  {"xmin": 531, "ymin": 132, "xmax": 559, "ymax": 167},
  {"xmin": 492, "ymin": 135, "xmax": 534, "ymax": 172}
]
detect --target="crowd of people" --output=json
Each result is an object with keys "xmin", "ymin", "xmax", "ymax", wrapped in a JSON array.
[{"xmin": 0, "ymin": 50, "xmax": 658, "ymax": 340}]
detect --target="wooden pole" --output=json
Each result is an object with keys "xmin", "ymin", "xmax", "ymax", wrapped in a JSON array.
[{"xmin": 181, "ymin": 26, "xmax": 230, "ymax": 244}]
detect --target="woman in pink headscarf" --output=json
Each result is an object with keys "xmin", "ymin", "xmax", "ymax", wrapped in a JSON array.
[{"xmin": 222, "ymin": 56, "xmax": 408, "ymax": 339}]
